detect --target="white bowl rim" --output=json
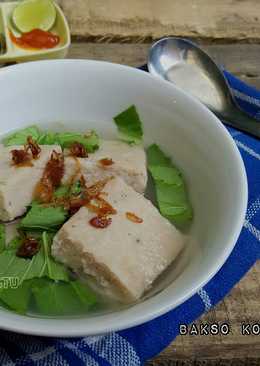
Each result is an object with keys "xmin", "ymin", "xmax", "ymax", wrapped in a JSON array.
[{"xmin": 0, "ymin": 59, "xmax": 248, "ymax": 337}]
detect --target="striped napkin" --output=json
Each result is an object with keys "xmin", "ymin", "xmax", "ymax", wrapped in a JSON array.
[{"xmin": 0, "ymin": 68, "xmax": 259, "ymax": 366}]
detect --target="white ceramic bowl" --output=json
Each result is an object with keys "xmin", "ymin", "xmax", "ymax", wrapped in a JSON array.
[{"xmin": 0, "ymin": 60, "xmax": 247, "ymax": 336}]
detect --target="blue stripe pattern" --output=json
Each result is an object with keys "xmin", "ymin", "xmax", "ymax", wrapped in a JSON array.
[{"xmin": 0, "ymin": 66, "xmax": 260, "ymax": 365}]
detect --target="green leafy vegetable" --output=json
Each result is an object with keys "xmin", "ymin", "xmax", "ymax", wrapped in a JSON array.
[
  {"xmin": 7, "ymin": 236, "xmax": 22, "ymax": 250},
  {"xmin": 0, "ymin": 280, "xmax": 33, "ymax": 314},
  {"xmin": 146, "ymin": 144, "xmax": 172, "ymax": 167},
  {"xmin": 32, "ymin": 278, "xmax": 97, "ymax": 315},
  {"xmin": 0, "ymin": 238, "xmax": 97, "ymax": 315},
  {"xmin": 148, "ymin": 166, "xmax": 183, "ymax": 186},
  {"xmin": 56, "ymin": 131, "xmax": 99, "ymax": 152},
  {"xmin": 41, "ymin": 232, "xmax": 69, "ymax": 281},
  {"xmin": 39, "ymin": 130, "xmax": 99, "ymax": 152},
  {"xmin": 0, "ymin": 276, "xmax": 97, "ymax": 315},
  {"xmin": 3, "ymin": 126, "xmax": 100, "ymax": 152},
  {"xmin": 156, "ymin": 182, "xmax": 193, "ymax": 224},
  {"xmin": 0, "ymin": 232, "xmax": 69, "ymax": 287},
  {"xmin": 114, "ymin": 105, "xmax": 143, "ymax": 144},
  {"xmin": 3, "ymin": 125, "xmax": 41, "ymax": 146},
  {"xmin": 20, "ymin": 202, "xmax": 68, "ymax": 230},
  {"xmin": 54, "ymin": 180, "xmax": 82, "ymax": 200},
  {"xmin": 0, "ymin": 224, "xmax": 5, "ymax": 253},
  {"xmin": 147, "ymin": 144, "xmax": 193, "ymax": 226},
  {"xmin": 54, "ymin": 185, "xmax": 70, "ymax": 198},
  {"xmin": 70, "ymin": 180, "xmax": 82, "ymax": 196},
  {"xmin": 37, "ymin": 131, "xmax": 58, "ymax": 145}
]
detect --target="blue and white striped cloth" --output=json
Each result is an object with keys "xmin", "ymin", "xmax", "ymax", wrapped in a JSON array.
[{"xmin": 0, "ymin": 68, "xmax": 260, "ymax": 366}]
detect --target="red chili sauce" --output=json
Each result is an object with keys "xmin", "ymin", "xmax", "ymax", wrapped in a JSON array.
[
  {"xmin": 89, "ymin": 216, "xmax": 112, "ymax": 229},
  {"xmin": 10, "ymin": 29, "xmax": 60, "ymax": 50},
  {"xmin": 16, "ymin": 237, "xmax": 40, "ymax": 259},
  {"xmin": 99, "ymin": 158, "xmax": 114, "ymax": 167}
]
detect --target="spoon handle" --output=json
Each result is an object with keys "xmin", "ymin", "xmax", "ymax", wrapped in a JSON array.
[{"xmin": 219, "ymin": 107, "xmax": 260, "ymax": 139}]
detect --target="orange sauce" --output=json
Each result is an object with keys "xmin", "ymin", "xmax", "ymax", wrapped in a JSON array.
[
  {"xmin": 86, "ymin": 197, "xmax": 117, "ymax": 217},
  {"xmin": 89, "ymin": 216, "xmax": 112, "ymax": 229},
  {"xmin": 86, "ymin": 178, "xmax": 113, "ymax": 198},
  {"xmin": 126, "ymin": 212, "xmax": 143, "ymax": 223},
  {"xmin": 99, "ymin": 158, "xmax": 114, "ymax": 167},
  {"xmin": 10, "ymin": 29, "xmax": 60, "ymax": 50},
  {"xmin": 85, "ymin": 181, "xmax": 116, "ymax": 229}
]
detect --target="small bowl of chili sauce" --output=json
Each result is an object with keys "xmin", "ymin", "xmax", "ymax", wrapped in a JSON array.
[{"xmin": 0, "ymin": 1, "xmax": 70, "ymax": 63}]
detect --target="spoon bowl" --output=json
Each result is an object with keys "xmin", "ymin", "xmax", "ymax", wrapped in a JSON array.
[{"xmin": 148, "ymin": 37, "xmax": 260, "ymax": 138}]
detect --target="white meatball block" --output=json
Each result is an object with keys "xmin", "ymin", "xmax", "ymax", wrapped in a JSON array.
[
  {"xmin": 0, "ymin": 144, "xmax": 61, "ymax": 221},
  {"xmin": 52, "ymin": 177, "xmax": 184, "ymax": 303},
  {"xmin": 63, "ymin": 140, "xmax": 147, "ymax": 193}
]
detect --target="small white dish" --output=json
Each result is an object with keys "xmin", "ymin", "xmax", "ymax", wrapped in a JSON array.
[
  {"xmin": 0, "ymin": 60, "xmax": 247, "ymax": 336},
  {"xmin": 0, "ymin": 2, "xmax": 70, "ymax": 63}
]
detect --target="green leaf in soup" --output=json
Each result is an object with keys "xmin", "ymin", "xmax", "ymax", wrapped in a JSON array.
[
  {"xmin": 113, "ymin": 105, "xmax": 143, "ymax": 144},
  {"xmin": 0, "ymin": 224, "xmax": 5, "ymax": 253},
  {"xmin": 148, "ymin": 166, "xmax": 183, "ymax": 186},
  {"xmin": 146, "ymin": 144, "xmax": 172, "ymax": 167},
  {"xmin": 155, "ymin": 181, "xmax": 187, "ymax": 205},
  {"xmin": 54, "ymin": 185, "xmax": 70, "ymax": 198},
  {"xmin": 3, "ymin": 125, "xmax": 41, "ymax": 146},
  {"xmin": 70, "ymin": 281, "xmax": 97, "ymax": 307},
  {"xmin": 0, "ymin": 250, "xmax": 38, "ymax": 283},
  {"xmin": 79, "ymin": 130, "xmax": 99, "ymax": 152},
  {"xmin": 54, "ymin": 180, "xmax": 82, "ymax": 201},
  {"xmin": 159, "ymin": 202, "xmax": 188, "ymax": 216},
  {"xmin": 70, "ymin": 180, "xmax": 82, "ymax": 196},
  {"xmin": 156, "ymin": 183, "xmax": 185, "ymax": 214},
  {"xmin": 20, "ymin": 202, "xmax": 68, "ymax": 230},
  {"xmin": 155, "ymin": 180, "xmax": 193, "ymax": 225},
  {"xmin": 8, "ymin": 230, "xmax": 44, "ymax": 247},
  {"xmin": 169, "ymin": 209, "xmax": 193, "ymax": 225},
  {"xmin": 160, "ymin": 202, "xmax": 193, "ymax": 225},
  {"xmin": 57, "ymin": 130, "xmax": 99, "ymax": 152},
  {"xmin": 2, "ymin": 126, "xmax": 100, "ymax": 153},
  {"xmin": 7, "ymin": 236, "xmax": 22, "ymax": 250},
  {"xmin": 37, "ymin": 131, "xmax": 59, "ymax": 145},
  {"xmin": 0, "ymin": 232, "xmax": 69, "ymax": 287},
  {"xmin": 147, "ymin": 144, "xmax": 193, "ymax": 226},
  {"xmin": 41, "ymin": 231, "xmax": 69, "ymax": 282},
  {"xmin": 32, "ymin": 278, "xmax": 97, "ymax": 316},
  {"xmin": 0, "ymin": 279, "xmax": 33, "ymax": 314},
  {"xmin": 57, "ymin": 132, "xmax": 82, "ymax": 147}
]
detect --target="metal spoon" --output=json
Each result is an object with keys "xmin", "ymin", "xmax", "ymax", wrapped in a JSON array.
[{"xmin": 148, "ymin": 37, "xmax": 260, "ymax": 138}]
